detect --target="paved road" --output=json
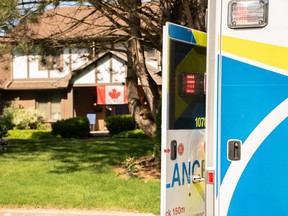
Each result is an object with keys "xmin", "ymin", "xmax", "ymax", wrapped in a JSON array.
[{"xmin": 0, "ymin": 209, "xmax": 156, "ymax": 216}]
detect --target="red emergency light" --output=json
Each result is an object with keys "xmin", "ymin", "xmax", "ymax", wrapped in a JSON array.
[
  {"xmin": 180, "ymin": 72, "xmax": 205, "ymax": 95},
  {"xmin": 228, "ymin": 0, "xmax": 269, "ymax": 29},
  {"xmin": 207, "ymin": 170, "xmax": 215, "ymax": 184},
  {"xmin": 183, "ymin": 74, "xmax": 196, "ymax": 94}
]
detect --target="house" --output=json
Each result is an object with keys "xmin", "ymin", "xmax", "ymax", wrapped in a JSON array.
[{"xmin": 0, "ymin": 5, "xmax": 161, "ymax": 131}]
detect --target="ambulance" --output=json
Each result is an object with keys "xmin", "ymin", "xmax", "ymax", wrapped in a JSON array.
[{"xmin": 161, "ymin": 1, "xmax": 288, "ymax": 215}]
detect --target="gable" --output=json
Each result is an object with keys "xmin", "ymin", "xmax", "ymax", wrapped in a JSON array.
[{"xmin": 72, "ymin": 52, "xmax": 127, "ymax": 85}]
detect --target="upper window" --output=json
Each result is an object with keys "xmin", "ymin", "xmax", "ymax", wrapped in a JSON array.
[
  {"xmin": 97, "ymin": 55, "xmax": 126, "ymax": 84},
  {"xmin": 39, "ymin": 48, "xmax": 63, "ymax": 70}
]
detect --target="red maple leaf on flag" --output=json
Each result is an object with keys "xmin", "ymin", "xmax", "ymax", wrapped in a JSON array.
[{"xmin": 109, "ymin": 88, "xmax": 121, "ymax": 99}]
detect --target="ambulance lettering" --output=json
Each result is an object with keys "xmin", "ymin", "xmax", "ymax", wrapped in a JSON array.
[{"xmin": 166, "ymin": 159, "xmax": 205, "ymax": 188}]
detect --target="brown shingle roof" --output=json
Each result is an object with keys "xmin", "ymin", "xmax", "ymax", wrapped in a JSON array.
[
  {"xmin": 26, "ymin": 6, "xmax": 128, "ymax": 41},
  {"xmin": 21, "ymin": 1, "xmax": 161, "ymax": 43},
  {"xmin": 6, "ymin": 79, "xmax": 62, "ymax": 90}
]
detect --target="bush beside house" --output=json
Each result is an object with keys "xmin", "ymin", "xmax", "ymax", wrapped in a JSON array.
[
  {"xmin": 52, "ymin": 117, "xmax": 90, "ymax": 138},
  {"xmin": 0, "ymin": 117, "xmax": 9, "ymax": 140},
  {"xmin": 105, "ymin": 114, "xmax": 136, "ymax": 135},
  {"xmin": 1, "ymin": 99, "xmax": 46, "ymax": 130}
]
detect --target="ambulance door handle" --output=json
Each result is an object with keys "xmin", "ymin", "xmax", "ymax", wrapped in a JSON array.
[
  {"xmin": 170, "ymin": 140, "xmax": 177, "ymax": 160},
  {"xmin": 228, "ymin": 140, "xmax": 242, "ymax": 161},
  {"xmin": 192, "ymin": 175, "xmax": 204, "ymax": 183}
]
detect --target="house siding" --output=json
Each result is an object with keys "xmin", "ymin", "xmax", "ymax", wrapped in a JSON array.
[
  {"xmin": 1, "ymin": 89, "xmax": 69, "ymax": 123},
  {"xmin": 1, "ymin": 90, "xmax": 35, "ymax": 109}
]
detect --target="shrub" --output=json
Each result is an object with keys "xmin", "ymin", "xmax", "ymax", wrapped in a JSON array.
[
  {"xmin": 0, "ymin": 116, "xmax": 9, "ymax": 140},
  {"xmin": 2, "ymin": 98, "xmax": 46, "ymax": 130},
  {"xmin": 113, "ymin": 129, "xmax": 148, "ymax": 138},
  {"xmin": 52, "ymin": 117, "xmax": 90, "ymax": 138},
  {"xmin": 7, "ymin": 130, "xmax": 54, "ymax": 139},
  {"xmin": 105, "ymin": 114, "xmax": 136, "ymax": 135}
]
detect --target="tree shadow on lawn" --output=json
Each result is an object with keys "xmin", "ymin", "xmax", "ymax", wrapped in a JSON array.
[{"xmin": 7, "ymin": 137, "xmax": 154, "ymax": 174}]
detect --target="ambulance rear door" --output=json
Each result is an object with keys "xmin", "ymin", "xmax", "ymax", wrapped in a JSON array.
[{"xmin": 161, "ymin": 22, "xmax": 207, "ymax": 216}]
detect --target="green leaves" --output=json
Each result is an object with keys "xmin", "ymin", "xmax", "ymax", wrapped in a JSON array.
[{"xmin": 0, "ymin": 0, "xmax": 19, "ymax": 31}]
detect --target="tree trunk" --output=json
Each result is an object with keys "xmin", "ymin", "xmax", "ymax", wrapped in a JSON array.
[
  {"xmin": 125, "ymin": 0, "xmax": 160, "ymax": 138},
  {"xmin": 126, "ymin": 49, "xmax": 156, "ymax": 138}
]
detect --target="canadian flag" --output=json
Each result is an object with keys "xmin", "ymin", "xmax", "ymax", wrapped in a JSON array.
[{"xmin": 97, "ymin": 86, "xmax": 128, "ymax": 105}]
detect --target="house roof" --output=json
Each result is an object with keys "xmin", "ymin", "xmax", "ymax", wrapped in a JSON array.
[
  {"xmin": 26, "ymin": 6, "xmax": 127, "ymax": 42},
  {"xmin": 6, "ymin": 79, "xmax": 62, "ymax": 90},
  {"xmin": 16, "ymin": 2, "xmax": 160, "ymax": 44}
]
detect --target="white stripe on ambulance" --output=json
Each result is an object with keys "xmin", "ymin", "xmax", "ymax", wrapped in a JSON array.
[{"xmin": 166, "ymin": 160, "xmax": 205, "ymax": 188}]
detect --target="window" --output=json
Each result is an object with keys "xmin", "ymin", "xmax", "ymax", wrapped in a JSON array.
[
  {"xmin": 37, "ymin": 92, "xmax": 62, "ymax": 120},
  {"xmin": 97, "ymin": 55, "xmax": 126, "ymax": 84},
  {"xmin": 39, "ymin": 48, "xmax": 63, "ymax": 70},
  {"xmin": 168, "ymin": 39, "xmax": 206, "ymax": 129}
]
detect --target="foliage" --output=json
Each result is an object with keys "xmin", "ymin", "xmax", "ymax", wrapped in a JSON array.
[
  {"xmin": 105, "ymin": 114, "xmax": 136, "ymax": 135},
  {"xmin": 7, "ymin": 129, "xmax": 54, "ymax": 139},
  {"xmin": 51, "ymin": 117, "xmax": 90, "ymax": 138},
  {"xmin": 0, "ymin": 137, "xmax": 159, "ymax": 214},
  {"xmin": 0, "ymin": 0, "xmax": 19, "ymax": 32},
  {"xmin": 0, "ymin": 116, "xmax": 9, "ymax": 139},
  {"xmin": 154, "ymin": 101, "xmax": 161, "ymax": 162},
  {"xmin": 2, "ymin": 98, "xmax": 46, "ymax": 130},
  {"xmin": 112, "ymin": 129, "xmax": 148, "ymax": 138}
]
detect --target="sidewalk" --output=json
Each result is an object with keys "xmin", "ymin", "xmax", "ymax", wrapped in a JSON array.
[
  {"xmin": 0, "ymin": 209, "xmax": 156, "ymax": 216},
  {"xmin": 89, "ymin": 131, "xmax": 111, "ymax": 138}
]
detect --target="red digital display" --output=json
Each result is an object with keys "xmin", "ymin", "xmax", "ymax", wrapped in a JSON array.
[
  {"xmin": 183, "ymin": 74, "xmax": 196, "ymax": 94},
  {"xmin": 180, "ymin": 72, "xmax": 204, "ymax": 95}
]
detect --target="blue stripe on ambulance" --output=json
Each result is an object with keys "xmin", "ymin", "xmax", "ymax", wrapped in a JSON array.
[
  {"xmin": 228, "ymin": 119, "xmax": 288, "ymax": 215},
  {"xmin": 219, "ymin": 56, "xmax": 288, "ymax": 215},
  {"xmin": 168, "ymin": 23, "xmax": 196, "ymax": 44}
]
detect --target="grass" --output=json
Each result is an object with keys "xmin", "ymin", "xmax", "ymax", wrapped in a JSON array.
[{"xmin": 0, "ymin": 135, "xmax": 160, "ymax": 214}]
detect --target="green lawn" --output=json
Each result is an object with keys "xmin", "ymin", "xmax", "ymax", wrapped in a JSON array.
[{"xmin": 0, "ymin": 136, "xmax": 160, "ymax": 214}]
